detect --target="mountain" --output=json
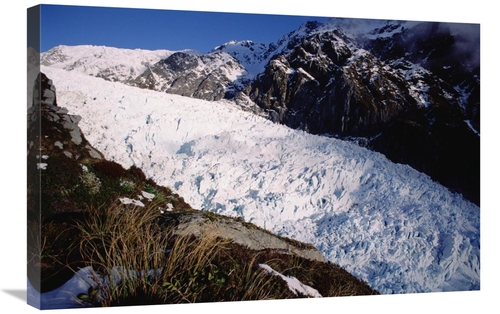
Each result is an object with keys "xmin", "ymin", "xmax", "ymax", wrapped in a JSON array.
[
  {"xmin": 40, "ymin": 18, "xmax": 480, "ymax": 206},
  {"xmin": 40, "ymin": 45, "xmax": 175, "ymax": 83},
  {"xmin": 223, "ymin": 18, "xmax": 480, "ymax": 205},
  {"xmin": 40, "ymin": 45, "xmax": 252, "ymax": 101},
  {"xmin": 36, "ymin": 16, "xmax": 480, "ymax": 295},
  {"xmin": 40, "ymin": 65, "xmax": 479, "ymax": 295},
  {"xmin": 28, "ymin": 72, "xmax": 377, "ymax": 308}
]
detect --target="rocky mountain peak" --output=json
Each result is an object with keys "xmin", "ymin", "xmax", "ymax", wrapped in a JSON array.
[
  {"xmin": 38, "ymin": 17, "xmax": 480, "ymax": 205},
  {"xmin": 299, "ymin": 20, "xmax": 323, "ymax": 33}
]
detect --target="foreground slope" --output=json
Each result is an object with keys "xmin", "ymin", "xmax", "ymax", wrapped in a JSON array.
[{"xmin": 42, "ymin": 66, "xmax": 479, "ymax": 294}]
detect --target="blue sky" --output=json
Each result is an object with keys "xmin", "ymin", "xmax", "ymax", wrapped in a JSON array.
[{"xmin": 40, "ymin": 4, "xmax": 329, "ymax": 53}]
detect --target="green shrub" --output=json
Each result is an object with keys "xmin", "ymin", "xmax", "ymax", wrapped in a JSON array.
[{"xmin": 142, "ymin": 183, "xmax": 168, "ymax": 204}]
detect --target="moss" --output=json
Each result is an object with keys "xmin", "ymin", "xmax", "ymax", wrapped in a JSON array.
[{"xmin": 203, "ymin": 211, "xmax": 221, "ymax": 222}]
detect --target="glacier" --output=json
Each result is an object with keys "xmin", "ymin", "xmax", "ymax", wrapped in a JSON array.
[{"xmin": 40, "ymin": 66, "xmax": 480, "ymax": 295}]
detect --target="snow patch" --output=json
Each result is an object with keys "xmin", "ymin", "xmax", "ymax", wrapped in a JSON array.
[
  {"xmin": 119, "ymin": 197, "xmax": 145, "ymax": 207},
  {"xmin": 259, "ymin": 264, "xmax": 322, "ymax": 298},
  {"xmin": 141, "ymin": 190, "xmax": 155, "ymax": 201}
]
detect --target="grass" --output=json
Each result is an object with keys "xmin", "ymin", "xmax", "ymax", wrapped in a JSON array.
[
  {"xmin": 73, "ymin": 200, "xmax": 171, "ymax": 306},
  {"xmin": 68, "ymin": 196, "xmax": 377, "ymax": 307},
  {"xmin": 71, "ymin": 200, "xmax": 300, "ymax": 306}
]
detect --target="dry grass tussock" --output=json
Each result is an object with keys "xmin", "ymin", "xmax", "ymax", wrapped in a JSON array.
[{"xmin": 71, "ymin": 200, "xmax": 296, "ymax": 306}]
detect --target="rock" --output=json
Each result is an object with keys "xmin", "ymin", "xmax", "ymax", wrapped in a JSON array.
[
  {"xmin": 166, "ymin": 211, "xmax": 327, "ymax": 263},
  {"xmin": 131, "ymin": 51, "xmax": 251, "ymax": 101},
  {"xmin": 28, "ymin": 72, "xmax": 104, "ymax": 161}
]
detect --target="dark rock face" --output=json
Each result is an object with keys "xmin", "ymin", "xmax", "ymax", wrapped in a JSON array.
[
  {"xmin": 366, "ymin": 22, "xmax": 480, "ymax": 131},
  {"xmin": 246, "ymin": 30, "xmax": 416, "ymax": 137},
  {"xmin": 243, "ymin": 24, "xmax": 480, "ymax": 205},
  {"xmin": 358, "ymin": 22, "xmax": 480, "ymax": 205},
  {"xmin": 368, "ymin": 101, "xmax": 480, "ymax": 204},
  {"xmin": 162, "ymin": 51, "xmax": 200, "ymax": 72}
]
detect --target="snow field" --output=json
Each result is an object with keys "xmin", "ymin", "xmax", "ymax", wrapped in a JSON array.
[{"xmin": 42, "ymin": 66, "xmax": 480, "ymax": 294}]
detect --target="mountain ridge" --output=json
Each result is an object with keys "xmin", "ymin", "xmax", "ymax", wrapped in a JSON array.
[{"xmin": 39, "ymin": 18, "xmax": 480, "ymax": 204}]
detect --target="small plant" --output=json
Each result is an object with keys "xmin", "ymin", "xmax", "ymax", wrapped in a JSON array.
[
  {"xmin": 77, "ymin": 286, "xmax": 101, "ymax": 305},
  {"xmin": 142, "ymin": 183, "xmax": 167, "ymax": 204},
  {"xmin": 119, "ymin": 179, "xmax": 135, "ymax": 194},
  {"xmin": 142, "ymin": 183, "xmax": 157, "ymax": 195},
  {"xmin": 79, "ymin": 170, "xmax": 101, "ymax": 195}
]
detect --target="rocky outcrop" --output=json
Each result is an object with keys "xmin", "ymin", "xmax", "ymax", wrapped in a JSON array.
[
  {"xmin": 27, "ymin": 72, "xmax": 104, "ymax": 174},
  {"xmin": 131, "ymin": 51, "xmax": 251, "ymax": 100},
  {"xmin": 245, "ymin": 30, "xmax": 417, "ymax": 137},
  {"xmin": 162, "ymin": 211, "xmax": 327, "ymax": 263}
]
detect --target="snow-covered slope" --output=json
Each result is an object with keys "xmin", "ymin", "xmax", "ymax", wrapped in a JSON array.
[
  {"xmin": 41, "ymin": 45, "xmax": 252, "ymax": 101},
  {"xmin": 42, "ymin": 66, "xmax": 480, "ymax": 294},
  {"xmin": 41, "ymin": 45, "xmax": 175, "ymax": 83},
  {"xmin": 212, "ymin": 40, "xmax": 268, "ymax": 77}
]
